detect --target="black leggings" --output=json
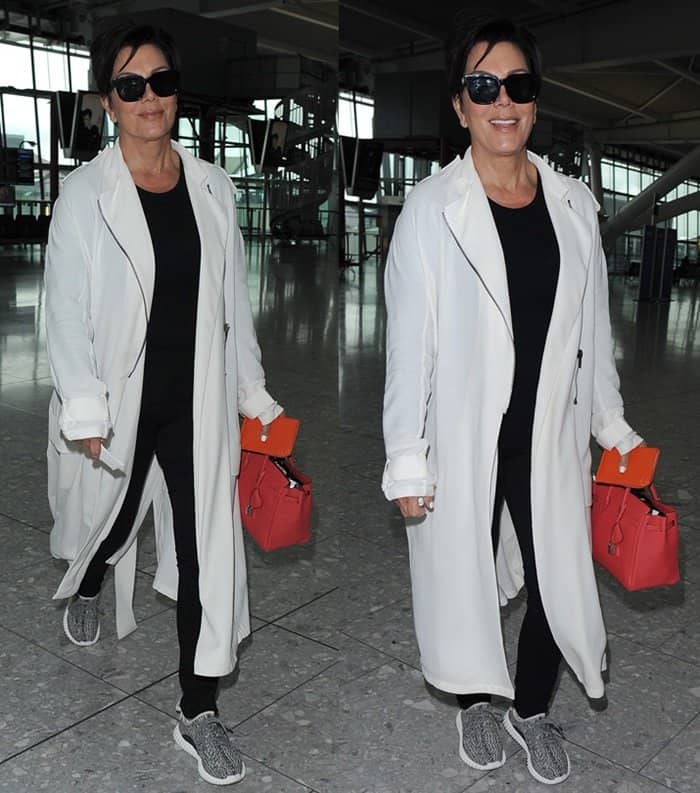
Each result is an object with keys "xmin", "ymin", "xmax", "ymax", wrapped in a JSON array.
[
  {"xmin": 78, "ymin": 397, "xmax": 218, "ymax": 719},
  {"xmin": 457, "ymin": 449, "xmax": 562, "ymax": 718}
]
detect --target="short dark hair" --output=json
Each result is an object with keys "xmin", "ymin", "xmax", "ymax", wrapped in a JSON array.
[
  {"xmin": 90, "ymin": 23, "xmax": 180, "ymax": 97},
  {"xmin": 448, "ymin": 17, "xmax": 542, "ymax": 98}
]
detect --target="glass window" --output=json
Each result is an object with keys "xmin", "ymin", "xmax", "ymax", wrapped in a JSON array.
[
  {"xmin": 677, "ymin": 214, "xmax": 688, "ymax": 240},
  {"xmin": 69, "ymin": 54, "xmax": 90, "ymax": 91},
  {"xmin": 337, "ymin": 91, "xmax": 374, "ymax": 139},
  {"xmin": 688, "ymin": 212, "xmax": 698, "ymax": 240},
  {"xmin": 35, "ymin": 96, "xmax": 51, "ymax": 172},
  {"xmin": 601, "ymin": 160, "xmax": 613, "ymax": 190},
  {"xmin": 1, "ymin": 93, "xmax": 38, "ymax": 144},
  {"xmin": 614, "ymin": 164, "xmax": 627, "ymax": 194},
  {"xmin": 337, "ymin": 95, "xmax": 356, "ymax": 137},
  {"xmin": 0, "ymin": 43, "xmax": 32, "ymax": 90},
  {"xmin": 33, "ymin": 48, "xmax": 71, "ymax": 91},
  {"xmin": 628, "ymin": 168, "xmax": 641, "ymax": 196},
  {"xmin": 355, "ymin": 100, "xmax": 373, "ymax": 139},
  {"xmin": 627, "ymin": 235, "xmax": 641, "ymax": 259}
]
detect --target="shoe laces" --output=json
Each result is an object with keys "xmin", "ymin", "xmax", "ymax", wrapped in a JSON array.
[
  {"xmin": 201, "ymin": 716, "xmax": 237, "ymax": 753},
  {"xmin": 529, "ymin": 718, "xmax": 566, "ymax": 753},
  {"xmin": 470, "ymin": 706, "xmax": 498, "ymax": 728}
]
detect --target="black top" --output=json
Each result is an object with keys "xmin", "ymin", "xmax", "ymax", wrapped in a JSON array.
[
  {"xmin": 488, "ymin": 173, "xmax": 560, "ymax": 455},
  {"xmin": 137, "ymin": 164, "xmax": 201, "ymax": 406}
]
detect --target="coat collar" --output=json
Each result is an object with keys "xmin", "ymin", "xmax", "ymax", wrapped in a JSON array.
[
  {"xmin": 441, "ymin": 148, "xmax": 591, "ymax": 348},
  {"xmin": 95, "ymin": 140, "xmax": 230, "ymax": 313}
]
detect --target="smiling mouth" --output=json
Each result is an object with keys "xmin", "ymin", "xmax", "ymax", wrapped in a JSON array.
[{"xmin": 490, "ymin": 119, "xmax": 517, "ymax": 126}]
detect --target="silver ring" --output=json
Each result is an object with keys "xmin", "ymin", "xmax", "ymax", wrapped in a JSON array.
[{"xmin": 417, "ymin": 497, "xmax": 425, "ymax": 507}]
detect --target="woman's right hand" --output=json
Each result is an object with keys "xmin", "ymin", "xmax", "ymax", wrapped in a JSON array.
[
  {"xmin": 395, "ymin": 496, "xmax": 434, "ymax": 519},
  {"xmin": 80, "ymin": 437, "xmax": 103, "ymax": 460}
]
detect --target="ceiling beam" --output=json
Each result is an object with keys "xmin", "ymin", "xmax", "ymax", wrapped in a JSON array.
[
  {"xmin": 594, "ymin": 116, "xmax": 700, "ymax": 144},
  {"xmin": 201, "ymin": 1, "xmax": 284, "ymax": 16},
  {"xmin": 601, "ymin": 144, "xmax": 700, "ymax": 246},
  {"xmin": 274, "ymin": 7, "xmax": 337, "ymax": 31},
  {"xmin": 654, "ymin": 60, "xmax": 700, "ymax": 88},
  {"xmin": 543, "ymin": 76, "xmax": 656, "ymax": 121},
  {"xmin": 256, "ymin": 35, "xmax": 334, "ymax": 65},
  {"xmin": 537, "ymin": 0, "xmax": 700, "ymax": 70},
  {"xmin": 201, "ymin": 0, "xmax": 337, "ymax": 29},
  {"xmin": 618, "ymin": 76, "xmax": 684, "ymax": 124},
  {"xmin": 339, "ymin": 0, "xmax": 444, "ymax": 43},
  {"xmin": 538, "ymin": 102, "xmax": 596, "ymax": 128}
]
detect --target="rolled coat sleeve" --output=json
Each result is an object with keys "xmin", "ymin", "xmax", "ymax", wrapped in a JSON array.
[
  {"xmin": 223, "ymin": 180, "xmax": 282, "ymax": 425},
  {"xmin": 589, "ymin": 222, "xmax": 642, "ymax": 453},
  {"xmin": 382, "ymin": 201, "xmax": 437, "ymax": 500},
  {"xmin": 45, "ymin": 192, "xmax": 111, "ymax": 441}
]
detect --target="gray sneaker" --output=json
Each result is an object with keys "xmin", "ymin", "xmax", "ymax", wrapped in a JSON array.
[
  {"xmin": 174, "ymin": 711, "xmax": 246, "ymax": 786},
  {"xmin": 63, "ymin": 594, "xmax": 100, "ymax": 646},
  {"xmin": 504, "ymin": 707, "xmax": 570, "ymax": 785},
  {"xmin": 456, "ymin": 703, "xmax": 506, "ymax": 770}
]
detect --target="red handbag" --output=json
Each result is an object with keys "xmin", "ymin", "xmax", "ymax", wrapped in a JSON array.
[
  {"xmin": 238, "ymin": 451, "xmax": 312, "ymax": 551},
  {"xmin": 591, "ymin": 481, "xmax": 679, "ymax": 591}
]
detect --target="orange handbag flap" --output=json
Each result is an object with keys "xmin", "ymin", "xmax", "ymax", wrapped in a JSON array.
[
  {"xmin": 595, "ymin": 446, "xmax": 660, "ymax": 488},
  {"xmin": 240, "ymin": 416, "xmax": 300, "ymax": 458}
]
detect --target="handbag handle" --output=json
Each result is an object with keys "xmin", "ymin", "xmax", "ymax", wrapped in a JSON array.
[{"xmin": 608, "ymin": 487, "xmax": 629, "ymax": 552}]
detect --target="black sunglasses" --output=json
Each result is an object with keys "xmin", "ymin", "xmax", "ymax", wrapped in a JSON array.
[
  {"xmin": 110, "ymin": 69, "xmax": 180, "ymax": 102},
  {"xmin": 460, "ymin": 71, "xmax": 541, "ymax": 105}
]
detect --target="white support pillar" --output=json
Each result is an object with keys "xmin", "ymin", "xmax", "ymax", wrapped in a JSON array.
[
  {"xmin": 600, "ymin": 144, "xmax": 700, "ymax": 248},
  {"xmin": 623, "ymin": 191, "xmax": 700, "ymax": 232},
  {"xmin": 586, "ymin": 139, "xmax": 604, "ymax": 209}
]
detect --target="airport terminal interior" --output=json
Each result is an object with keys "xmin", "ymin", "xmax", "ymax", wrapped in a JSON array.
[{"xmin": 0, "ymin": 1, "xmax": 699, "ymax": 791}]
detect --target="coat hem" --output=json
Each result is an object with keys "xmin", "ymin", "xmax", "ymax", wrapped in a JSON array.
[
  {"xmin": 422, "ymin": 668, "xmax": 514, "ymax": 700},
  {"xmin": 581, "ymin": 681, "xmax": 605, "ymax": 699},
  {"xmin": 193, "ymin": 625, "xmax": 251, "ymax": 678}
]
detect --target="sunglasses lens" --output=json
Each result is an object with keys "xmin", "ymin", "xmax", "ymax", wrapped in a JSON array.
[
  {"xmin": 149, "ymin": 70, "xmax": 180, "ymax": 97},
  {"xmin": 504, "ymin": 73, "xmax": 540, "ymax": 103},
  {"xmin": 114, "ymin": 75, "xmax": 146, "ymax": 102},
  {"xmin": 465, "ymin": 74, "xmax": 500, "ymax": 105}
]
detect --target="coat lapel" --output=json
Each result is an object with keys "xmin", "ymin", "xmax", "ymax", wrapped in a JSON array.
[
  {"xmin": 531, "ymin": 152, "xmax": 593, "ymax": 448},
  {"xmin": 443, "ymin": 153, "xmax": 513, "ymax": 339},
  {"xmin": 174, "ymin": 141, "xmax": 228, "ymax": 303},
  {"xmin": 97, "ymin": 145, "xmax": 155, "ymax": 310},
  {"xmin": 171, "ymin": 143, "xmax": 230, "ymax": 427},
  {"xmin": 441, "ymin": 149, "xmax": 594, "ymax": 450}
]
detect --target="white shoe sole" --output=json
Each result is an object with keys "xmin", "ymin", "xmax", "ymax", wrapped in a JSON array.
[
  {"xmin": 173, "ymin": 724, "xmax": 246, "ymax": 786},
  {"xmin": 503, "ymin": 710, "xmax": 570, "ymax": 785},
  {"xmin": 63, "ymin": 603, "xmax": 100, "ymax": 647},
  {"xmin": 455, "ymin": 710, "xmax": 506, "ymax": 771}
]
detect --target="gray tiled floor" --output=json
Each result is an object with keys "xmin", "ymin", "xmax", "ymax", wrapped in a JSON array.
[{"xmin": 1, "ymin": 242, "xmax": 698, "ymax": 792}]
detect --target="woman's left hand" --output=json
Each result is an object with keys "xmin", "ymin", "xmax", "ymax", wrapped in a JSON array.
[
  {"xmin": 618, "ymin": 439, "xmax": 647, "ymax": 473},
  {"xmin": 260, "ymin": 410, "xmax": 286, "ymax": 442}
]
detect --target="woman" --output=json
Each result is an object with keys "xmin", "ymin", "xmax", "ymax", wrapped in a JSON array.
[
  {"xmin": 382, "ymin": 18, "xmax": 643, "ymax": 786},
  {"xmin": 45, "ymin": 24, "xmax": 282, "ymax": 786}
]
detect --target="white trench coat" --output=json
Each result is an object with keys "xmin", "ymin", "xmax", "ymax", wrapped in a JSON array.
[
  {"xmin": 382, "ymin": 149, "xmax": 641, "ymax": 700},
  {"xmin": 46, "ymin": 141, "xmax": 280, "ymax": 677}
]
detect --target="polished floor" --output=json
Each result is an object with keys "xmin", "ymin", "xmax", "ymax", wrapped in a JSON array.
[{"xmin": 0, "ymin": 239, "xmax": 698, "ymax": 793}]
